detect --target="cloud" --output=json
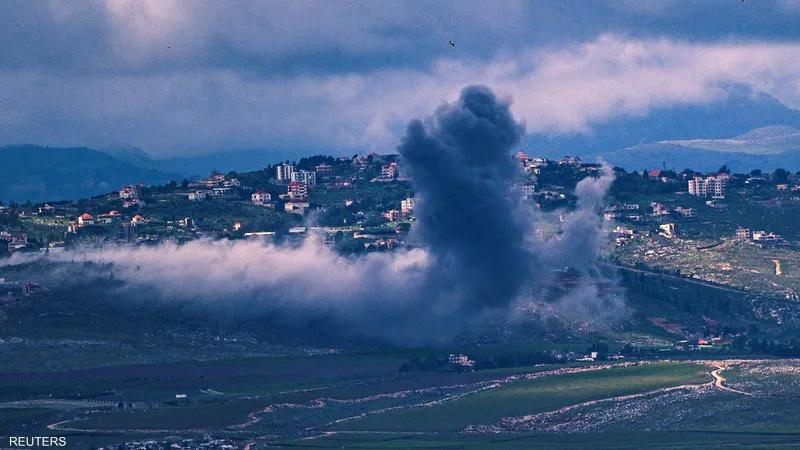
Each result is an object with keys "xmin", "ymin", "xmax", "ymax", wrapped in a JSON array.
[{"xmin": 2, "ymin": 32, "xmax": 800, "ymax": 155}]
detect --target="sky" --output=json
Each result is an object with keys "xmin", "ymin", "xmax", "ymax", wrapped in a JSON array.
[{"xmin": 1, "ymin": 0, "xmax": 800, "ymax": 157}]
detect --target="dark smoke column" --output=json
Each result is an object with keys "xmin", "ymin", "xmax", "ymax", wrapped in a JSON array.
[{"xmin": 399, "ymin": 85, "xmax": 529, "ymax": 314}]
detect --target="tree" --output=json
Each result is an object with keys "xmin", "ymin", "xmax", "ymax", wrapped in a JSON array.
[
  {"xmin": 773, "ymin": 168, "xmax": 789, "ymax": 184},
  {"xmin": 718, "ymin": 164, "xmax": 730, "ymax": 175}
]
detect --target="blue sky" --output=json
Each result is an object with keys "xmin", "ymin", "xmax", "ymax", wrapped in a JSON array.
[{"xmin": 1, "ymin": 0, "xmax": 800, "ymax": 157}]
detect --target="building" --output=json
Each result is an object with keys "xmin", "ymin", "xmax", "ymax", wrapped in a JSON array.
[
  {"xmin": 77, "ymin": 213, "xmax": 94, "ymax": 226},
  {"xmin": 448, "ymin": 353, "xmax": 476, "ymax": 369},
  {"xmin": 383, "ymin": 209, "xmax": 402, "ymax": 221},
  {"xmin": 559, "ymin": 156, "xmax": 581, "ymax": 166},
  {"xmin": 400, "ymin": 197, "xmax": 415, "ymax": 215},
  {"xmin": 659, "ymin": 223, "xmax": 676, "ymax": 238},
  {"xmin": 521, "ymin": 184, "xmax": 536, "ymax": 198},
  {"xmin": 675, "ymin": 206, "xmax": 695, "ymax": 218},
  {"xmin": 651, "ymin": 202, "xmax": 669, "ymax": 217},
  {"xmin": 381, "ymin": 162, "xmax": 398, "ymax": 179},
  {"xmin": 753, "ymin": 230, "xmax": 782, "ymax": 243},
  {"xmin": 291, "ymin": 169, "xmax": 317, "ymax": 187},
  {"xmin": 119, "ymin": 185, "xmax": 139, "ymax": 199},
  {"xmin": 735, "ymin": 227, "xmax": 751, "ymax": 240},
  {"xmin": 688, "ymin": 175, "xmax": 727, "ymax": 198},
  {"xmin": 284, "ymin": 200, "xmax": 310, "ymax": 215},
  {"xmin": 276, "ymin": 163, "xmax": 295, "ymax": 182},
  {"xmin": 315, "ymin": 163, "xmax": 333, "ymax": 175},
  {"xmin": 203, "ymin": 171, "xmax": 226, "ymax": 187},
  {"xmin": 251, "ymin": 190, "xmax": 272, "ymax": 205},
  {"xmin": 188, "ymin": 190, "xmax": 210, "ymax": 201},
  {"xmin": 130, "ymin": 214, "xmax": 146, "ymax": 226},
  {"xmin": 288, "ymin": 181, "xmax": 308, "ymax": 200}
]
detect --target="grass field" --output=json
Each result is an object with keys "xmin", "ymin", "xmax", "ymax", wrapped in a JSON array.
[
  {"xmin": 279, "ymin": 430, "xmax": 800, "ymax": 449},
  {"xmin": 333, "ymin": 362, "xmax": 708, "ymax": 432}
]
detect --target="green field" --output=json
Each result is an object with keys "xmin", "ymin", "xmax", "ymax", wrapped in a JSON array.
[
  {"xmin": 334, "ymin": 363, "xmax": 708, "ymax": 432},
  {"xmin": 279, "ymin": 430, "xmax": 800, "ymax": 449}
]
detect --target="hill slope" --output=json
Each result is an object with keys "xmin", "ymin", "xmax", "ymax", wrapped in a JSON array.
[{"xmin": 0, "ymin": 145, "xmax": 179, "ymax": 203}]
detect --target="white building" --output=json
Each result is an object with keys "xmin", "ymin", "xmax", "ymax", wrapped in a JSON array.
[
  {"xmin": 119, "ymin": 185, "xmax": 139, "ymax": 199},
  {"xmin": 688, "ymin": 175, "xmax": 727, "ymax": 198},
  {"xmin": 291, "ymin": 169, "xmax": 317, "ymax": 187},
  {"xmin": 400, "ymin": 197, "xmax": 415, "ymax": 215},
  {"xmin": 188, "ymin": 190, "xmax": 210, "ymax": 201},
  {"xmin": 315, "ymin": 163, "xmax": 333, "ymax": 175},
  {"xmin": 276, "ymin": 163, "xmax": 295, "ymax": 182},
  {"xmin": 251, "ymin": 190, "xmax": 272, "ymax": 205},
  {"xmin": 675, "ymin": 206, "xmax": 695, "ymax": 218}
]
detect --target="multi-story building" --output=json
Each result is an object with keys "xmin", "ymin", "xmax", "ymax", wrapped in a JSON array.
[
  {"xmin": 735, "ymin": 227, "xmax": 751, "ymax": 240},
  {"xmin": 400, "ymin": 197, "xmax": 415, "ymax": 215},
  {"xmin": 381, "ymin": 163, "xmax": 397, "ymax": 179},
  {"xmin": 288, "ymin": 181, "xmax": 308, "ymax": 201},
  {"xmin": 688, "ymin": 175, "xmax": 727, "ymax": 198},
  {"xmin": 276, "ymin": 164, "xmax": 295, "ymax": 182},
  {"xmin": 315, "ymin": 163, "xmax": 333, "ymax": 175},
  {"xmin": 291, "ymin": 169, "xmax": 316, "ymax": 187}
]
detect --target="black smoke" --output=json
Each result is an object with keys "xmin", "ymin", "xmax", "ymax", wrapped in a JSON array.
[{"xmin": 400, "ymin": 85, "xmax": 529, "ymax": 312}]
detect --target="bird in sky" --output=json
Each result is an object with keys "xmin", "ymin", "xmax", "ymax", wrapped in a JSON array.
[{"xmin": 449, "ymin": 40, "xmax": 455, "ymax": 47}]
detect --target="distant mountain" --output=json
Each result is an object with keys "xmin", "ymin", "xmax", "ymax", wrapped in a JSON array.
[
  {"xmin": 156, "ymin": 149, "xmax": 297, "ymax": 178},
  {"xmin": 598, "ymin": 143, "xmax": 800, "ymax": 173},
  {"xmin": 660, "ymin": 125, "xmax": 800, "ymax": 155},
  {"xmin": 598, "ymin": 126, "xmax": 800, "ymax": 172},
  {"xmin": 527, "ymin": 91, "xmax": 800, "ymax": 160},
  {"xmin": 0, "ymin": 145, "xmax": 179, "ymax": 203}
]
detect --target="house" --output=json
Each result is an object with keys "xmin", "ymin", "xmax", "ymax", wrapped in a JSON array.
[
  {"xmin": 558, "ymin": 156, "xmax": 581, "ymax": 166},
  {"xmin": 383, "ymin": 209, "xmax": 402, "ymax": 221},
  {"xmin": 130, "ymin": 215, "xmax": 147, "ymax": 226},
  {"xmin": 251, "ymin": 190, "xmax": 272, "ymax": 205},
  {"xmin": 119, "ymin": 185, "xmax": 139, "ymax": 199},
  {"xmin": 188, "ymin": 190, "xmax": 210, "ymax": 201},
  {"xmin": 659, "ymin": 223, "xmax": 676, "ymax": 238},
  {"xmin": 122, "ymin": 198, "xmax": 144, "ymax": 208},
  {"xmin": 651, "ymin": 202, "xmax": 669, "ymax": 216},
  {"xmin": 203, "ymin": 171, "xmax": 226, "ymax": 187},
  {"xmin": 222, "ymin": 178, "xmax": 241, "ymax": 188},
  {"xmin": 284, "ymin": 200, "xmax": 310, "ymax": 215},
  {"xmin": 448, "ymin": 354, "xmax": 476, "ymax": 369},
  {"xmin": 97, "ymin": 210, "xmax": 122, "ymax": 223},
  {"xmin": 675, "ymin": 206, "xmax": 695, "ymax": 218},
  {"xmin": 521, "ymin": 184, "xmax": 536, "ymax": 198},
  {"xmin": 77, "ymin": 213, "xmax": 94, "ymax": 226}
]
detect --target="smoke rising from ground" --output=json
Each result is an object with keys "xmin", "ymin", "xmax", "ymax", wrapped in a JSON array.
[{"xmin": 3, "ymin": 86, "xmax": 623, "ymax": 343}]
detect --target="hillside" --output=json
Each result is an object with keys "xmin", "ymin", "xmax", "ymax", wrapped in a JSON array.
[{"xmin": 0, "ymin": 145, "xmax": 179, "ymax": 203}]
